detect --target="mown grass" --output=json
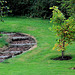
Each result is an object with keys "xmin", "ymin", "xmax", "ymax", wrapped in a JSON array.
[{"xmin": 0, "ymin": 17, "xmax": 75, "ymax": 75}]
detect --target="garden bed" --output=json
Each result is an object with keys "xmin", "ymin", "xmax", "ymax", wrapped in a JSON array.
[{"xmin": 0, "ymin": 32, "xmax": 37, "ymax": 62}]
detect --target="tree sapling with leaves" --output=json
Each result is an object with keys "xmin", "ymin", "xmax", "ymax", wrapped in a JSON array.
[{"xmin": 49, "ymin": 6, "xmax": 75, "ymax": 59}]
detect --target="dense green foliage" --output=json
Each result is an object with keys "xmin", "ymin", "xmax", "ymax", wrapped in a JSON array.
[
  {"xmin": 6, "ymin": 0, "xmax": 58, "ymax": 18},
  {"xmin": 6, "ymin": 0, "xmax": 75, "ymax": 18},
  {"xmin": 0, "ymin": 17, "xmax": 75, "ymax": 75}
]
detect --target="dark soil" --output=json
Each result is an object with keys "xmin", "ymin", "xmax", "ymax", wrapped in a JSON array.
[
  {"xmin": 51, "ymin": 56, "xmax": 72, "ymax": 60},
  {"xmin": 11, "ymin": 39, "xmax": 35, "ymax": 44},
  {"xmin": 70, "ymin": 67, "xmax": 75, "ymax": 70},
  {"xmin": 8, "ymin": 46, "xmax": 31, "ymax": 51},
  {"xmin": 12, "ymin": 33, "xmax": 27, "ymax": 37}
]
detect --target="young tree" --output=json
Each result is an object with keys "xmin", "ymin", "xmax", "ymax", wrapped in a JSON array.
[{"xmin": 49, "ymin": 6, "xmax": 75, "ymax": 59}]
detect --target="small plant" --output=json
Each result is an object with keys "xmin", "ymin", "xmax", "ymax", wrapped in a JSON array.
[
  {"xmin": 0, "ymin": 34, "xmax": 3, "ymax": 37},
  {"xmin": 0, "ymin": 34, "xmax": 9, "ymax": 48},
  {"xmin": 49, "ymin": 6, "xmax": 75, "ymax": 59}
]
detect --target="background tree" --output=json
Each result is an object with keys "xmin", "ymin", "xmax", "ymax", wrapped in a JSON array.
[
  {"xmin": 0, "ymin": 0, "xmax": 10, "ymax": 22},
  {"xmin": 49, "ymin": 6, "xmax": 75, "ymax": 59},
  {"xmin": 1, "ymin": 0, "xmax": 74, "ymax": 19},
  {"xmin": 6, "ymin": 0, "xmax": 59, "ymax": 18}
]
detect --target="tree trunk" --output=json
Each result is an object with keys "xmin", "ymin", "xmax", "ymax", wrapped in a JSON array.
[
  {"xmin": 62, "ymin": 51, "xmax": 64, "ymax": 59},
  {"xmin": 62, "ymin": 41, "xmax": 65, "ymax": 59}
]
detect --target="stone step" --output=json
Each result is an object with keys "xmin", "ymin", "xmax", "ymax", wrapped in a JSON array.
[
  {"xmin": 10, "ymin": 43, "xmax": 37, "ymax": 47},
  {"xmin": 9, "ymin": 51, "xmax": 22, "ymax": 56},
  {"xmin": 12, "ymin": 36, "xmax": 29, "ymax": 40},
  {"xmin": 0, "ymin": 55, "xmax": 12, "ymax": 59},
  {"xmin": 1, "ymin": 51, "xmax": 22, "ymax": 56},
  {"xmin": 1, "ymin": 51, "xmax": 9, "ymax": 54},
  {"xmin": 1, "ymin": 33, "xmax": 15, "ymax": 36},
  {"xmin": 10, "ymin": 51, "xmax": 21, "ymax": 53}
]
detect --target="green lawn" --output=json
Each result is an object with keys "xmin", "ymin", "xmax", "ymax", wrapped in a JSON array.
[{"xmin": 0, "ymin": 17, "xmax": 75, "ymax": 75}]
